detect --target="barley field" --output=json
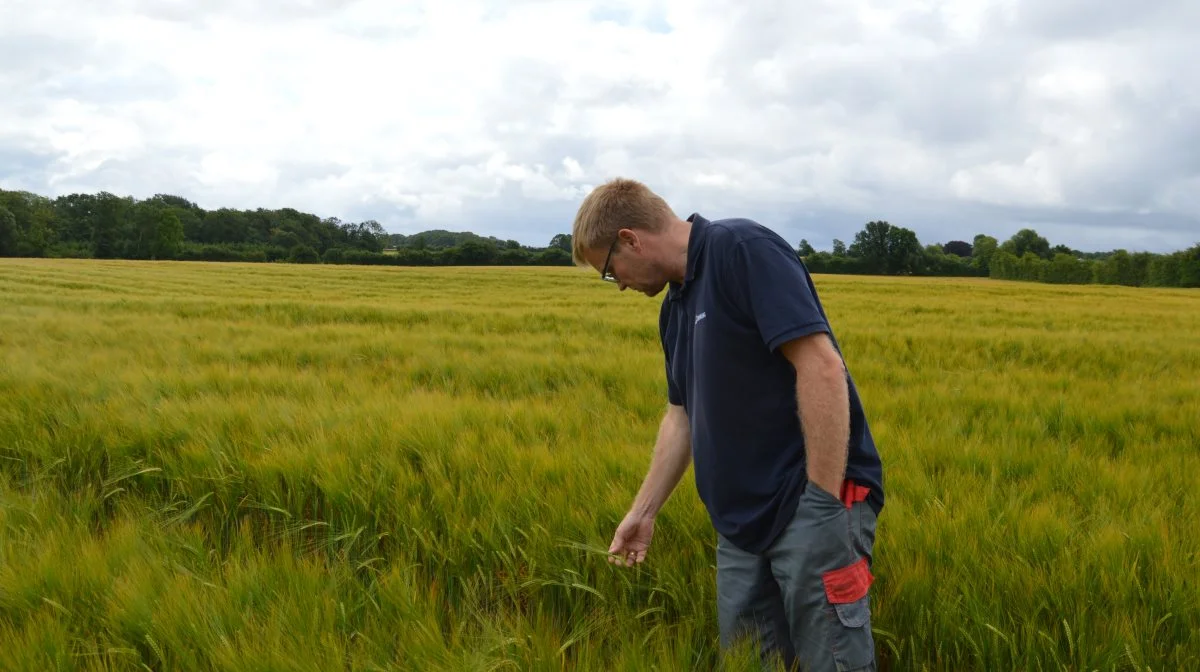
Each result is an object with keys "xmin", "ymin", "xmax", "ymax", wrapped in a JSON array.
[{"xmin": 0, "ymin": 258, "xmax": 1197, "ymax": 671}]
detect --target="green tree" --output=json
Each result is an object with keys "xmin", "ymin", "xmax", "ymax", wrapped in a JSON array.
[
  {"xmin": 51, "ymin": 193, "xmax": 97, "ymax": 245},
  {"xmin": 1147, "ymin": 254, "xmax": 1182, "ymax": 287},
  {"xmin": 0, "ymin": 189, "xmax": 57, "ymax": 255},
  {"xmin": 989, "ymin": 250, "xmax": 1018, "ymax": 279},
  {"xmin": 943, "ymin": 240, "xmax": 972, "ymax": 257},
  {"xmin": 1129, "ymin": 252, "xmax": 1154, "ymax": 287},
  {"xmin": 848, "ymin": 221, "xmax": 890, "ymax": 269},
  {"xmin": 128, "ymin": 202, "xmax": 164, "ymax": 258},
  {"xmin": 1001, "ymin": 228, "xmax": 1051, "ymax": 260},
  {"xmin": 533, "ymin": 247, "xmax": 572, "ymax": 265},
  {"xmin": 496, "ymin": 247, "xmax": 532, "ymax": 264},
  {"xmin": 1093, "ymin": 250, "xmax": 1147, "ymax": 286},
  {"xmin": 1013, "ymin": 252, "xmax": 1045, "ymax": 281},
  {"xmin": 91, "ymin": 192, "xmax": 129, "ymax": 259},
  {"xmin": 288, "ymin": 244, "xmax": 320, "ymax": 263},
  {"xmin": 832, "ymin": 239, "xmax": 846, "ymax": 257},
  {"xmin": 848, "ymin": 221, "xmax": 923, "ymax": 274},
  {"xmin": 145, "ymin": 193, "xmax": 198, "ymax": 211},
  {"xmin": 972, "ymin": 234, "xmax": 998, "ymax": 274},
  {"xmin": 886, "ymin": 226, "xmax": 923, "ymax": 274},
  {"xmin": 1177, "ymin": 244, "xmax": 1200, "ymax": 288},
  {"xmin": 1044, "ymin": 253, "xmax": 1094, "ymax": 284},
  {"xmin": 21, "ymin": 203, "xmax": 54, "ymax": 256},
  {"xmin": 456, "ymin": 239, "xmax": 497, "ymax": 264},
  {"xmin": 152, "ymin": 211, "xmax": 184, "ymax": 259},
  {"xmin": 797, "ymin": 239, "xmax": 815, "ymax": 257},
  {"xmin": 338, "ymin": 219, "xmax": 386, "ymax": 253},
  {"xmin": 549, "ymin": 233, "xmax": 572, "ymax": 253},
  {"xmin": 0, "ymin": 205, "xmax": 16, "ymax": 256}
]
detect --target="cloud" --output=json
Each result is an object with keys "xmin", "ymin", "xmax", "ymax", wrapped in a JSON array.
[{"xmin": 1, "ymin": 0, "xmax": 1197, "ymax": 252}]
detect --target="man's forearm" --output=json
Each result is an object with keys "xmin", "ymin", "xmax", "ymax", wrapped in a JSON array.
[
  {"xmin": 796, "ymin": 354, "xmax": 851, "ymax": 497},
  {"xmin": 630, "ymin": 404, "xmax": 692, "ymax": 518}
]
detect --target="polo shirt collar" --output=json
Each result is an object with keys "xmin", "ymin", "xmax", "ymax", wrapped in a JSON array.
[{"xmin": 669, "ymin": 212, "xmax": 709, "ymax": 299}]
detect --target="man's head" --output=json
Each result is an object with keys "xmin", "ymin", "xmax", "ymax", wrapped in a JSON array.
[{"xmin": 571, "ymin": 177, "xmax": 689, "ymax": 297}]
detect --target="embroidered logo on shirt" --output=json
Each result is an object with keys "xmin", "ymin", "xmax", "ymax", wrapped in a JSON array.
[{"xmin": 695, "ymin": 311, "xmax": 707, "ymax": 325}]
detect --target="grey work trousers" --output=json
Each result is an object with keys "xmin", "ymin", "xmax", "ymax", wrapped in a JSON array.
[{"xmin": 716, "ymin": 482, "xmax": 878, "ymax": 672}]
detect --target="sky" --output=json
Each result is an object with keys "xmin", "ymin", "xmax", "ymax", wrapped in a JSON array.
[{"xmin": 2, "ymin": 0, "xmax": 1198, "ymax": 253}]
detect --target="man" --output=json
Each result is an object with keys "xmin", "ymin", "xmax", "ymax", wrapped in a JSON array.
[{"xmin": 571, "ymin": 178, "xmax": 885, "ymax": 672}]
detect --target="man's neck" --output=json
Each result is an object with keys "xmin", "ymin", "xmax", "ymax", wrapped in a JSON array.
[{"xmin": 666, "ymin": 217, "xmax": 692, "ymax": 284}]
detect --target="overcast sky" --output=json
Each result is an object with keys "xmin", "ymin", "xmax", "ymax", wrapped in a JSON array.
[{"xmin": 2, "ymin": 0, "xmax": 1198, "ymax": 252}]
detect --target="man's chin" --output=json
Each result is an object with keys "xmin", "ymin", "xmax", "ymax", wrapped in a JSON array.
[{"xmin": 641, "ymin": 283, "xmax": 667, "ymax": 297}]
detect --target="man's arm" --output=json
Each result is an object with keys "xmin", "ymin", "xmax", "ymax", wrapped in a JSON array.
[
  {"xmin": 720, "ymin": 233, "xmax": 849, "ymax": 496},
  {"xmin": 779, "ymin": 332, "xmax": 850, "ymax": 498},
  {"xmin": 629, "ymin": 402, "xmax": 692, "ymax": 518},
  {"xmin": 608, "ymin": 402, "xmax": 691, "ymax": 566}
]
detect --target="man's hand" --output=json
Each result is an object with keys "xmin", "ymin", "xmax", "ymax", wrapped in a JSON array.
[
  {"xmin": 608, "ymin": 510, "xmax": 655, "ymax": 567},
  {"xmin": 606, "ymin": 402, "xmax": 690, "ymax": 568},
  {"xmin": 778, "ymin": 331, "xmax": 851, "ymax": 498}
]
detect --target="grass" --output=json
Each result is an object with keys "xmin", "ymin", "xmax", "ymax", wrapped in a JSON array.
[{"xmin": 0, "ymin": 257, "xmax": 1197, "ymax": 671}]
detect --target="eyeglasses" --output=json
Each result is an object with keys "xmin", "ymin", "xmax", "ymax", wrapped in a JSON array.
[{"xmin": 600, "ymin": 236, "xmax": 619, "ymax": 283}]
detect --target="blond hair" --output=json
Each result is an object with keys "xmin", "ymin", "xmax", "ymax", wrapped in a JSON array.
[{"xmin": 571, "ymin": 178, "xmax": 676, "ymax": 267}]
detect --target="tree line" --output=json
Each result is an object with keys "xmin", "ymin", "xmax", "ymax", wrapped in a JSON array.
[
  {"xmin": 798, "ymin": 221, "xmax": 1199, "ymax": 288},
  {"xmin": 2, "ymin": 187, "xmax": 1196, "ymax": 287},
  {"xmin": 0, "ymin": 188, "xmax": 573, "ymax": 267}
]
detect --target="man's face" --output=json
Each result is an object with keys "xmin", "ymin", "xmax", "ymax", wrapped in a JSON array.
[{"xmin": 589, "ymin": 230, "xmax": 668, "ymax": 297}]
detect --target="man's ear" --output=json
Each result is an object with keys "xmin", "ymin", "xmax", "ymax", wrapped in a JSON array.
[{"xmin": 619, "ymin": 228, "xmax": 641, "ymax": 252}]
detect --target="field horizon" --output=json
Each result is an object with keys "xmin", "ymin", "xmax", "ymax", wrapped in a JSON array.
[{"xmin": 1, "ymin": 258, "xmax": 1197, "ymax": 671}]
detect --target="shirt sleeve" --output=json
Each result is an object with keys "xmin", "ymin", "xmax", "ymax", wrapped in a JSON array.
[
  {"xmin": 665, "ymin": 358, "xmax": 682, "ymax": 406},
  {"xmin": 659, "ymin": 298, "xmax": 684, "ymax": 405},
  {"xmin": 729, "ymin": 234, "xmax": 831, "ymax": 353}
]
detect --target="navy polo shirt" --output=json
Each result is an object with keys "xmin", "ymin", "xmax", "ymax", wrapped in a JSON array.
[{"xmin": 659, "ymin": 213, "xmax": 884, "ymax": 554}]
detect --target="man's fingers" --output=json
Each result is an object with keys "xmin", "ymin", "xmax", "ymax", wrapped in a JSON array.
[{"xmin": 605, "ymin": 541, "xmax": 648, "ymax": 567}]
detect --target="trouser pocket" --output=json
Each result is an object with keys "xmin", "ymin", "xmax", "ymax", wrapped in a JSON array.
[
  {"xmin": 821, "ymin": 556, "xmax": 876, "ymax": 671},
  {"xmin": 770, "ymin": 483, "xmax": 878, "ymax": 671}
]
